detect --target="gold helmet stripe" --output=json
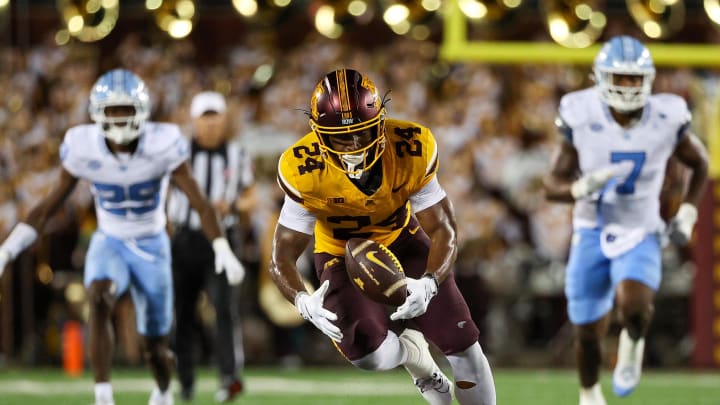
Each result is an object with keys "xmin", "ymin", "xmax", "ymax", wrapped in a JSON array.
[{"xmin": 336, "ymin": 69, "xmax": 353, "ymax": 122}]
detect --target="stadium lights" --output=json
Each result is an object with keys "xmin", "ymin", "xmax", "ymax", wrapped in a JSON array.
[
  {"xmin": 232, "ymin": 0, "xmax": 293, "ymax": 18},
  {"xmin": 312, "ymin": 1, "xmax": 374, "ymax": 39},
  {"xmin": 380, "ymin": 0, "xmax": 440, "ymax": 40},
  {"xmin": 458, "ymin": 0, "xmax": 524, "ymax": 22},
  {"xmin": 151, "ymin": 0, "xmax": 196, "ymax": 39},
  {"xmin": 233, "ymin": 0, "xmax": 295, "ymax": 32},
  {"xmin": 56, "ymin": 0, "xmax": 119, "ymax": 43},
  {"xmin": 627, "ymin": 0, "xmax": 685, "ymax": 39},
  {"xmin": 315, "ymin": 5, "xmax": 344, "ymax": 38},
  {"xmin": 704, "ymin": 0, "xmax": 720, "ymax": 25},
  {"xmin": 542, "ymin": 0, "xmax": 606, "ymax": 48}
]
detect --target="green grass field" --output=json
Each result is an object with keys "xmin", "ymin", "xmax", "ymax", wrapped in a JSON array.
[{"xmin": 0, "ymin": 367, "xmax": 718, "ymax": 404}]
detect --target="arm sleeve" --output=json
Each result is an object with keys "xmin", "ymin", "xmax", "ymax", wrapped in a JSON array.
[
  {"xmin": 278, "ymin": 195, "xmax": 316, "ymax": 235},
  {"xmin": 409, "ymin": 176, "xmax": 447, "ymax": 213}
]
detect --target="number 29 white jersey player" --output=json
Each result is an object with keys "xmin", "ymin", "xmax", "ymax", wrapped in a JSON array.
[
  {"xmin": 61, "ymin": 121, "xmax": 188, "ymax": 240},
  {"xmin": 0, "ymin": 69, "xmax": 244, "ymax": 405}
]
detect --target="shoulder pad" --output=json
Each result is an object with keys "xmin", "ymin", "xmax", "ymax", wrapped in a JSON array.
[
  {"xmin": 277, "ymin": 133, "xmax": 324, "ymax": 203},
  {"xmin": 60, "ymin": 124, "xmax": 97, "ymax": 175},
  {"xmin": 386, "ymin": 118, "xmax": 438, "ymax": 179},
  {"xmin": 558, "ymin": 88, "xmax": 596, "ymax": 128},
  {"xmin": 650, "ymin": 93, "xmax": 691, "ymax": 124}
]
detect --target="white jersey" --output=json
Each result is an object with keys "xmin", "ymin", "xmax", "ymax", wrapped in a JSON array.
[
  {"xmin": 60, "ymin": 122, "xmax": 189, "ymax": 239},
  {"xmin": 558, "ymin": 88, "xmax": 689, "ymax": 233}
]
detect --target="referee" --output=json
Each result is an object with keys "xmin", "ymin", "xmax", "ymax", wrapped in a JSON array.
[{"xmin": 167, "ymin": 91, "xmax": 255, "ymax": 402}]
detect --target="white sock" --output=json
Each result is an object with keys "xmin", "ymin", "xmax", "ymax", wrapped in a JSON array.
[
  {"xmin": 580, "ymin": 383, "xmax": 607, "ymax": 405},
  {"xmin": 94, "ymin": 382, "xmax": 113, "ymax": 402},
  {"xmin": 447, "ymin": 342, "xmax": 496, "ymax": 405},
  {"xmin": 580, "ymin": 383, "xmax": 601, "ymax": 397}
]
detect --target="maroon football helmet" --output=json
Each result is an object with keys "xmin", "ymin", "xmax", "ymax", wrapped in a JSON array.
[{"xmin": 309, "ymin": 69, "xmax": 386, "ymax": 178}]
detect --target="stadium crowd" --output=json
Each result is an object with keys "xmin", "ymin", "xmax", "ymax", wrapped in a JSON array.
[{"xmin": 0, "ymin": 30, "xmax": 716, "ymax": 370}]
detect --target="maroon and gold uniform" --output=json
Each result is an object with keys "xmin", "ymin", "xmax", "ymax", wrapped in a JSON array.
[
  {"xmin": 277, "ymin": 118, "xmax": 478, "ymax": 360},
  {"xmin": 270, "ymin": 70, "xmax": 496, "ymax": 404},
  {"xmin": 278, "ymin": 118, "xmax": 439, "ymax": 255}
]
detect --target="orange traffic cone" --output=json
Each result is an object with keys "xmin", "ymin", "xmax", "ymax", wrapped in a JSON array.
[{"xmin": 62, "ymin": 320, "xmax": 84, "ymax": 377}]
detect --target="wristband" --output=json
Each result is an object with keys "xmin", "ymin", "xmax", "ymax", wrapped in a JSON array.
[
  {"xmin": 422, "ymin": 273, "xmax": 440, "ymax": 291},
  {"xmin": 294, "ymin": 291, "xmax": 309, "ymax": 308}
]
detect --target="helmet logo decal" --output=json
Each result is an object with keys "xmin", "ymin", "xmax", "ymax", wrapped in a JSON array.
[{"xmin": 361, "ymin": 75, "xmax": 379, "ymax": 108}]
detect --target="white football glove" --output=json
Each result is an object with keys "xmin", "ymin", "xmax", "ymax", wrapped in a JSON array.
[
  {"xmin": 667, "ymin": 203, "xmax": 698, "ymax": 246},
  {"xmin": 295, "ymin": 280, "xmax": 342, "ymax": 342},
  {"xmin": 212, "ymin": 237, "xmax": 245, "ymax": 285},
  {"xmin": 0, "ymin": 222, "xmax": 38, "ymax": 279},
  {"xmin": 571, "ymin": 167, "xmax": 616, "ymax": 200},
  {"xmin": 390, "ymin": 275, "xmax": 438, "ymax": 321},
  {"xmin": 0, "ymin": 249, "xmax": 10, "ymax": 278}
]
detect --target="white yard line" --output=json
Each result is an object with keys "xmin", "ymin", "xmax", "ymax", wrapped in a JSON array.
[{"xmin": 0, "ymin": 376, "xmax": 417, "ymax": 396}]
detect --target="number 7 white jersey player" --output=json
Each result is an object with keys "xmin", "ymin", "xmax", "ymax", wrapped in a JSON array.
[
  {"xmin": 544, "ymin": 36, "xmax": 708, "ymax": 405},
  {"xmin": 0, "ymin": 69, "xmax": 245, "ymax": 405}
]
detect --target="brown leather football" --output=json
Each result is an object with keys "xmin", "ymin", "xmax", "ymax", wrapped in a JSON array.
[{"xmin": 344, "ymin": 238, "xmax": 407, "ymax": 306}]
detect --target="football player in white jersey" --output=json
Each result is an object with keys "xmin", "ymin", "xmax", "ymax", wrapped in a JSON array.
[
  {"xmin": 544, "ymin": 36, "xmax": 708, "ymax": 405},
  {"xmin": 0, "ymin": 69, "xmax": 245, "ymax": 405}
]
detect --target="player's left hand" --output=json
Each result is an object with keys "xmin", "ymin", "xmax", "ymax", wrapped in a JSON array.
[
  {"xmin": 212, "ymin": 237, "xmax": 246, "ymax": 285},
  {"xmin": 390, "ymin": 275, "xmax": 438, "ymax": 321},
  {"xmin": 667, "ymin": 202, "xmax": 698, "ymax": 246}
]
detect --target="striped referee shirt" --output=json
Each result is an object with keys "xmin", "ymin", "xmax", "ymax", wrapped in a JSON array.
[{"xmin": 167, "ymin": 137, "xmax": 254, "ymax": 230}]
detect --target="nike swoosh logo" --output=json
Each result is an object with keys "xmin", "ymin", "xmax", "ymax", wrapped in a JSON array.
[
  {"xmin": 408, "ymin": 226, "xmax": 420, "ymax": 235},
  {"xmin": 366, "ymin": 251, "xmax": 396, "ymax": 274},
  {"xmin": 391, "ymin": 182, "xmax": 407, "ymax": 193}
]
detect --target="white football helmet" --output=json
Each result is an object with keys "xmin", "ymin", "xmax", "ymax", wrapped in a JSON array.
[
  {"xmin": 89, "ymin": 69, "xmax": 150, "ymax": 144},
  {"xmin": 593, "ymin": 36, "xmax": 655, "ymax": 112}
]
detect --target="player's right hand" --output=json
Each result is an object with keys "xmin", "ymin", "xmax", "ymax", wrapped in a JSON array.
[
  {"xmin": 0, "ymin": 249, "xmax": 10, "ymax": 278},
  {"xmin": 390, "ymin": 275, "xmax": 438, "ymax": 321},
  {"xmin": 294, "ymin": 280, "xmax": 342, "ymax": 342},
  {"xmin": 667, "ymin": 202, "xmax": 698, "ymax": 245},
  {"xmin": 212, "ymin": 237, "xmax": 246, "ymax": 285},
  {"xmin": 571, "ymin": 167, "xmax": 616, "ymax": 199}
]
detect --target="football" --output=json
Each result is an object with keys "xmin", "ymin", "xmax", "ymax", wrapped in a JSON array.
[{"xmin": 344, "ymin": 238, "xmax": 407, "ymax": 306}]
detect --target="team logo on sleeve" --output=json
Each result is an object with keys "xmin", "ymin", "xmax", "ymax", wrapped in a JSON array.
[{"xmin": 88, "ymin": 160, "xmax": 102, "ymax": 170}]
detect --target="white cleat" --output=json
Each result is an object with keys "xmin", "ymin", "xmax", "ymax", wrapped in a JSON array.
[
  {"xmin": 399, "ymin": 328, "xmax": 453, "ymax": 405},
  {"xmin": 91, "ymin": 400, "xmax": 115, "ymax": 405},
  {"xmin": 148, "ymin": 386, "xmax": 174, "ymax": 405},
  {"xmin": 414, "ymin": 370, "xmax": 453, "ymax": 404},
  {"xmin": 579, "ymin": 383, "xmax": 607, "ymax": 405},
  {"xmin": 612, "ymin": 328, "xmax": 645, "ymax": 397}
]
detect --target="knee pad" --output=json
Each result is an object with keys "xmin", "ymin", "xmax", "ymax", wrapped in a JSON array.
[{"xmin": 350, "ymin": 331, "xmax": 404, "ymax": 371}]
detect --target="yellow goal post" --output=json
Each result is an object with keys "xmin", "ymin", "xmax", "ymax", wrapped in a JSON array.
[{"xmin": 439, "ymin": 0, "xmax": 720, "ymax": 176}]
